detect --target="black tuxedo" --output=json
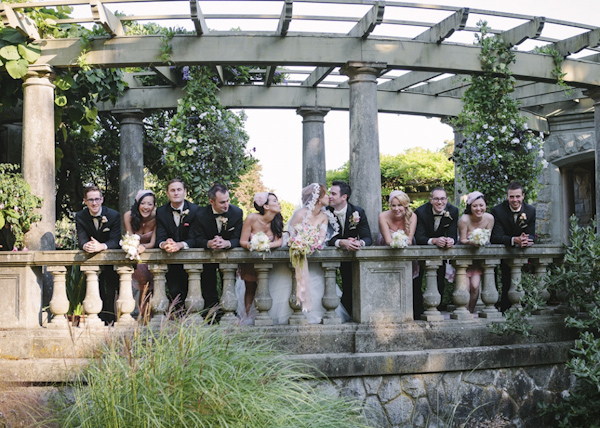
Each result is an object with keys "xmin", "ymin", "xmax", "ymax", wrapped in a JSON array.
[
  {"xmin": 194, "ymin": 204, "xmax": 243, "ymax": 309},
  {"xmin": 491, "ymin": 200, "xmax": 536, "ymax": 311},
  {"xmin": 326, "ymin": 203, "xmax": 372, "ymax": 318},
  {"xmin": 0, "ymin": 225, "xmax": 16, "ymax": 252},
  {"xmin": 75, "ymin": 206, "xmax": 121, "ymax": 324},
  {"xmin": 413, "ymin": 202, "xmax": 459, "ymax": 318},
  {"xmin": 155, "ymin": 200, "xmax": 201, "ymax": 308}
]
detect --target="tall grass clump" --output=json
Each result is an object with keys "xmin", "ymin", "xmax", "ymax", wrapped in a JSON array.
[{"xmin": 52, "ymin": 322, "xmax": 369, "ymax": 428}]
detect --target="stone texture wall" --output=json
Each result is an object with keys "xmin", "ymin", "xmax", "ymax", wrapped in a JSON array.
[{"xmin": 317, "ymin": 364, "xmax": 573, "ymax": 428}]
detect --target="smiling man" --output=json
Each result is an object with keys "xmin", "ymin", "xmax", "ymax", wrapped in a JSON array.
[
  {"xmin": 156, "ymin": 178, "xmax": 201, "ymax": 310},
  {"xmin": 75, "ymin": 185, "xmax": 121, "ymax": 324},
  {"xmin": 195, "ymin": 183, "xmax": 243, "ymax": 313},
  {"xmin": 491, "ymin": 181, "xmax": 536, "ymax": 312}
]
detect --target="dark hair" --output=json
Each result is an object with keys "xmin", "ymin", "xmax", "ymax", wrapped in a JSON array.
[
  {"xmin": 507, "ymin": 181, "xmax": 524, "ymax": 193},
  {"xmin": 84, "ymin": 185, "xmax": 102, "ymax": 198},
  {"xmin": 464, "ymin": 194, "xmax": 486, "ymax": 215},
  {"xmin": 254, "ymin": 193, "xmax": 283, "ymax": 239},
  {"xmin": 208, "ymin": 183, "xmax": 229, "ymax": 200},
  {"xmin": 430, "ymin": 187, "xmax": 446, "ymax": 197},
  {"xmin": 332, "ymin": 180, "xmax": 351, "ymax": 200},
  {"xmin": 130, "ymin": 192, "xmax": 156, "ymax": 232},
  {"xmin": 167, "ymin": 178, "xmax": 185, "ymax": 190}
]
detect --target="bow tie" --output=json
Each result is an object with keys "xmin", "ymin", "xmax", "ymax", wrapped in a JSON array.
[
  {"xmin": 91, "ymin": 215, "xmax": 102, "ymax": 220},
  {"xmin": 213, "ymin": 212, "xmax": 223, "ymax": 218},
  {"xmin": 433, "ymin": 213, "xmax": 443, "ymax": 217},
  {"xmin": 333, "ymin": 210, "xmax": 344, "ymax": 217},
  {"xmin": 171, "ymin": 206, "xmax": 182, "ymax": 214}
]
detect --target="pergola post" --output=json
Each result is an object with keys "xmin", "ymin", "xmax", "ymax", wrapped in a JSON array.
[
  {"xmin": 22, "ymin": 65, "xmax": 56, "ymax": 251},
  {"xmin": 341, "ymin": 61, "xmax": 386, "ymax": 242},
  {"xmin": 296, "ymin": 107, "xmax": 330, "ymax": 187},
  {"xmin": 114, "ymin": 109, "xmax": 145, "ymax": 215}
]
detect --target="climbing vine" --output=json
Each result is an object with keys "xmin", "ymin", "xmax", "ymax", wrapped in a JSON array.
[
  {"xmin": 452, "ymin": 21, "xmax": 545, "ymax": 204},
  {"xmin": 533, "ymin": 45, "xmax": 572, "ymax": 95}
]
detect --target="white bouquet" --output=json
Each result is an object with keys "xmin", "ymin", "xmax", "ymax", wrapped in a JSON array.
[
  {"xmin": 390, "ymin": 230, "xmax": 409, "ymax": 248},
  {"xmin": 250, "ymin": 232, "xmax": 271, "ymax": 255},
  {"xmin": 468, "ymin": 228, "xmax": 491, "ymax": 246},
  {"xmin": 120, "ymin": 232, "xmax": 141, "ymax": 261}
]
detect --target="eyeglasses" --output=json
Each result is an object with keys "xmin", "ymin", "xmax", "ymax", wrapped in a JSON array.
[
  {"xmin": 431, "ymin": 197, "xmax": 447, "ymax": 202},
  {"xmin": 86, "ymin": 198, "xmax": 102, "ymax": 203}
]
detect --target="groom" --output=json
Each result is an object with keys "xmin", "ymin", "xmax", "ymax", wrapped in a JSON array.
[
  {"xmin": 327, "ymin": 180, "xmax": 372, "ymax": 318},
  {"xmin": 75, "ymin": 185, "xmax": 121, "ymax": 324},
  {"xmin": 156, "ymin": 178, "xmax": 201, "ymax": 310},
  {"xmin": 491, "ymin": 181, "xmax": 536, "ymax": 312},
  {"xmin": 195, "ymin": 184, "xmax": 243, "ymax": 311}
]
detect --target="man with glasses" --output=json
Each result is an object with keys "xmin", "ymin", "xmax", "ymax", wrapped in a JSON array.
[
  {"xmin": 75, "ymin": 185, "xmax": 121, "ymax": 324},
  {"xmin": 413, "ymin": 187, "xmax": 459, "ymax": 318}
]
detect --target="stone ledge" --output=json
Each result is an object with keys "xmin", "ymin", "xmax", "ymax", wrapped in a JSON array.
[{"xmin": 0, "ymin": 358, "xmax": 87, "ymax": 383}]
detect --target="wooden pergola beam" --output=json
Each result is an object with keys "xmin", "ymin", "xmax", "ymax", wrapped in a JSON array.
[
  {"xmin": 89, "ymin": 0, "xmax": 124, "ymax": 37},
  {"xmin": 414, "ymin": 8, "xmax": 469, "ymax": 43},
  {"xmin": 0, "ymin": 3, "xmax": 40, "ymax": 40},
  {"xmin": 378, "ymin": 71, "xmax": 443, "ymax": 92},
  {"xmin": 189, "ymin": 0, "xmax": 209, "ymax": 36},
  {"xmin": 500, "ymin": 17, "xmax": 545, "ymax": 47},
  {"xmin": 550, "ymin": 28, "xmax": 600, "ymax": 57},
  {"xmin": 265, "ymin": 0, "xmax": 293, "ymax": 87},
  {"xmin": 347, "ymin": 1, "xmax": 385, "ymax": 39}
]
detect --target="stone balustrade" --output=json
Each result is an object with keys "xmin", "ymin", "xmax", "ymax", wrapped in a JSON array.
[{"xmin": 0, "ymin": 245, "xmax": 564, "ymax": 330}]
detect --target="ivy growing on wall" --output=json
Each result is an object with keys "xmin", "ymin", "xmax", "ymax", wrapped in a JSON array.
[{"xmin": 452, "ymin": 21, "xmax": 546, "ymax": 204}]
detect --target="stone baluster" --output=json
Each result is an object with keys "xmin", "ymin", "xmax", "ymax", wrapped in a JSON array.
[
  {"xmin": 321, "ymin": 262, "xmax": 342, "ymax": 325},
  {"xmin": 507, "ymin": 258, "xmax": 528, "ymax": 311},
  {"xmin": 533, "ymin": 257, "xmax": 554, "ymax": 315},
  {"xmin": 479, "ymin": 259, "xmax": 501, "ymax": 318},
  {"xmin": 421, "ymin": 260, "xmax": 444, "ymax": 321},
  {"xmin": 80, "ymin": 266, "xmax": 105, "ymax": 328},
  {"xmin": 288, "ymin": 263, "xmax": 308, "ymax": 325},
  {"xmin": 184, "ymin": 264, "xmax": 204, "ymax": 320},
  {"xmin": 149, "ymin": 264, "xmax": 169, "ymax": 326},
  {"xmin": 115, "ymin": 266, "xmax": 136, "ymax": 326},
  {"xmin": 47, "ymin": 266, "xmax": 69, "ymax": 328},
  {"xmin": 451, "ymin": 260, "xmax": 472, "ymax": 320},
  {"xmin": 254, "ymin": 264, "xmax": 273, "ymax": 326},
  {"xmin": 219, "ymin": 263, "xmax": 239, "ymax": 325}
]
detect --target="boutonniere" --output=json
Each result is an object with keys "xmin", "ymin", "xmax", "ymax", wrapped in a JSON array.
[
  {"xmin": 519, "ymin": 213, "xmax": 527, "ymax": 228},
  {"xmin": 181, "ymin": 209, "xmax": 190, "ymax": 218},
  {"xmin": 101, "ymin": 216, "xmax": 108, "ymax": 225},
  {"xmin": 442, "ymin": 210, "xmax": 453, "ymax": 221},
  {"xmin": 217, "ymin": 216, "xmax": 228, "ymax": 226},
  {"xmin": 349, "ymin": 211, "xmax": 360, "ymax": 229}
]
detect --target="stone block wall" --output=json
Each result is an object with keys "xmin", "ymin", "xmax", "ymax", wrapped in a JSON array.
[{"xmin": 317, "ymin": 364, "xmax": 574, "ymax": 428}]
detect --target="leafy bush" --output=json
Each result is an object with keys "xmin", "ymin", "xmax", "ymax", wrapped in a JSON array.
[{"xmin": 51, "ymin": 323, "xmax": 369, "ymax": 428}]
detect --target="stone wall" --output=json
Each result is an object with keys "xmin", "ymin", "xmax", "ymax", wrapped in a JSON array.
[{"xmin": 318, "ymin": 364, "xmax": 573, "ymax": 428}]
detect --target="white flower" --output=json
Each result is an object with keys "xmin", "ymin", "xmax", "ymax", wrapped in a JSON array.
[
  {"xmin": 120, "ymin": 232, "xmax": 141, "ymax": 261},
  {"xmin": 199, "ymin": 112, "xmax": 208, "ymax": 120},
  {"xmin": 190, "ymin": 106, "xmax": 196, "ymax": 111},
  {"xmin": 188, "ymin": 138, "xmax": 197, "ymax": 144},
  {"xmin": 483, "ymin": 123, "xmax": 488, "ymax": 129},
  {"xmin": 523, "ymin": 123, "xmax": 529, "ymax": 130},
  {"xmin": 468, "ymin": 228, "xmax": 491, "ymax": 246},
  {"xmin": 500, "ymin": 126, "xmax": 507, "ymax": 133},
  {"xmin": 487, "ymin": 135, "xmax": 494, "ymax": 141},
  {"xmin": 250, "ymin": 232, "xmax": 271, "ymax": 255},
  {"xmin": 539, "ymin": 149, "xmax": 544, "ymax": 157},
  {"xmin": 542, "ymin": 159, "xmax": 549, "ymax": 168},
  {"xmin": 526, "ymin": 142, "xmax": 532, "ymax": 150},
  {"xmin": 510, "ymin": 119, "xmax": 516, "ymax": 125},
  {"xmin": 511, "ymin": 138, "xmax": 519, "ymax": 145},
  {"xmin": 390, "ymin": 230, "xmax": 409, "ymax": 249}
]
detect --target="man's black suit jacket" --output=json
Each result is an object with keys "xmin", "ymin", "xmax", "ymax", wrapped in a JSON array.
[
  {"xmin": 195, "ymin": 204, "xmax": 243, "ymax": 249},
  {"xmin": 490, "ymin": 201, "xmax": 536, "ymax": 246},
  {"xmin": 76, "ymin": 206, "xmax": 121, "ymax": 250},
  {"xmin": 414, "ymin": 202, "xmax": 459, "ymax": 245},
  {"xmin": 326, "ymin": 202, "xmax": 372, "ymax": 247},
  {"xmin": 156, "ymin": 200, "xmax": 201, "ymax": 248}
]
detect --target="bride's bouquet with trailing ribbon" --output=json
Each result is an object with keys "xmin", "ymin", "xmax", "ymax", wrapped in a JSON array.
[
  {"xmin": 390, "ymin": 230, "xmax": 409, "ymax": 249},
  {"xmin": 289, "ymin": 223, "xmax": 324, "ymax": 312},
  {"xmin": 120, "ymin": 232, "xmax": 141, "ymax": 261},
  {"xmin": 249, "ymin": 231, "xmax": 271, "ymax": 259},
  {"xmin": 468, "ymin": 228, "xmax": 491, "ymax": 246}
]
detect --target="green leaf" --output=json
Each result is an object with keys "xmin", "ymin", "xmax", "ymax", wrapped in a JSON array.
[
  {"xmin": 0, "ymin": 45, "xmax": 20, "ymax": 61},
  {"xmin": 5, "ymin": 58, "xmax": 29, "ymax": 79},
  {"xmin": 84, "ymin": 106, "xmax": 98, "ymax": 123},
  {"xmin": 0, "ymin": 213, "xmax": 4, "ymax": 229},
  {"xmin": 55, "ymin": 95, "xmax": 68, "ymax": 107},
  {"xmin": 17, "ymin": 43, "xmax": 41, "ymax": 63},
  {"xmin": 54, "ymin": 73, "xmax": 74, "ymax": 91},
  {"xmin": 0, "ymin": 28, "xmax": 26, "ymax": 44}
]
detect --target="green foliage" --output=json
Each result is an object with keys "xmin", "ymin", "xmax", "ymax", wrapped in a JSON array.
[
  {"xmin": 51, "ymin": 323, "xmax": 369, "ymax": 427},
  {"xmin": 488, "ymin": 273, "xmax": 548, "ymax": 337},
  {"xmin": 0, "ymin": 164, "xmax": 43, "ymax": 249},
  {"xmin": 533, "ymin": 46, "xmax": 572, "ymax": 95},
  {"xmin": 152, "ymin": 66, "xmax": 253, "ymax": 204},
  {"xmin": 452, "ymin": 21, "xmax": 545, "ymax": 205},
  {"xmin": 0, "ymin": 28, "xmax": 40, "ymax": 79}
]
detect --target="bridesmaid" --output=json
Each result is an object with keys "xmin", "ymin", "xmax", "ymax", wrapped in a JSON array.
[
  {"xmin": 123, "ymin": 189, "xmax": 157, "ymax": 318},
  {"xmin": 378, "ymin": 190, "xmax": 417, "ymax": 246},
  {"xmin": 239, "ymin": 192, "xmax": 284, "ymax": 319}
]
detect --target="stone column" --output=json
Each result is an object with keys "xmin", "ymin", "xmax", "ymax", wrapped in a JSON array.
[
  {"xmin": 114, "ymin": 109, "xmax": 145, "ymax": 216},
  {"xmin": 296, "ymin": 107, "xmax": 330, "ymax": 186},
  {"xmin": 451, "ymin": 260, "xmax": 472, "ymax": 320},
  {"xmin": 80, "ymin": 266, "xmax": 105, "ymax": 329},
  {"xmin": 22, "ymin": 65, "xmax": 56, "ymax": 250},
  {"xmin": 321, "ymin": 261, "xmax": 342, "ymax": 325},
  {"xmin": 533, "ymin": 257, "xmax": 554, "ymax": 315},
  {"xmin": 507, "ymin": 258, "xmax": 528, "ymax": 311},
  {"xmin": 184, "ymin": 264, "xmax": 204, "ymax": 318},
  {"xmin": 47, "ymin": 266, "xmax": 69, "ymax": 328},
  {"xmin": 115, "ymin": 265, "xmax": 136, "ymax": 326},
  {"xmin": 341, "ymin": 61, "xmax": 386, "ymax": 243},
  {"xmin": 254, "ymin": 264, "xmax": 273, "ymax": 326},
  {"xmin": 421, "ymin": 260, "xmax": 444, "ymax": 321},
  {"xmin": 479, "ymin": 259, "xmax": 501, "ymax": 318},
  {"xmin": 218, "ymin": 263, "xmax": 239, "ymax": 325},
  {"xmin": 584, "ymin": 89, "xmax": 600, "ymax": 231},
  {"xmin": 149, "ymin": 264, "xmax": 169, "ymax": 326}
]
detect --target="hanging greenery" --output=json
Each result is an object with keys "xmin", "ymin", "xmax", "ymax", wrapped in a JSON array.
[{"xmin": 452, "ymin": 21, "xmax": 546, "ymax": 204}]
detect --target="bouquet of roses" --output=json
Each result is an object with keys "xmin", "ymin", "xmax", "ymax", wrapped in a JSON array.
[
  {"xmin": 289, "ymin": 222, "xmax": 323, "ymax": 312},
  {"xmin": 468, "ymin": 228, "xmax": 491, "ymax": 246},
  {"xmin": 250, "ymin": 231, "xmax": 271, "ymax": 258},
  {"xmin": 120, "ymin": 232, "xmax": 141, "ymax": 261},
  {"xmin": 390, "ymin": 230, "xmax": 409, "ymax": 249}
]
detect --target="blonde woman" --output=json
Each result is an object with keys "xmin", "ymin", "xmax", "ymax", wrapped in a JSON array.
[{"xmin": 378, "ymin": 190, "xmax": 416, "ymax": 246}]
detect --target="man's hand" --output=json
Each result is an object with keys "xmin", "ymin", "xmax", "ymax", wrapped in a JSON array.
[
  {"xmin": 208, "ymin": 236, "xmax": 231, "ymax": 250},
  {"xmin": 83, "ymin": 237, "xmax": 106, "ymax": 253},
  {"xmin": 339, "ymin": 237, "xmax": 362, "ymax": 252},
  {"xmin": 514, "ymin": 233, "xmax": 534, "ymax": 248},
  {"xmin": 162, "ymin": 238, "xmax": 183, "ymax": 253},
  {"xmin": 432, "ymin": 237, "xmax": 454, "ymax": 248}
]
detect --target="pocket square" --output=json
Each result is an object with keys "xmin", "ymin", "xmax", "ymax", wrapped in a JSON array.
[
  {"xmin": 184, "ymin": 223, "xmax": 190, "ymax": 227},
  {"xmin": 227, "ymin": 227, "xmax": 235, "ymax": 231},
  {"xmin": 102, "ymin": 228, "xmax": 110, "ymax": 232}
]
